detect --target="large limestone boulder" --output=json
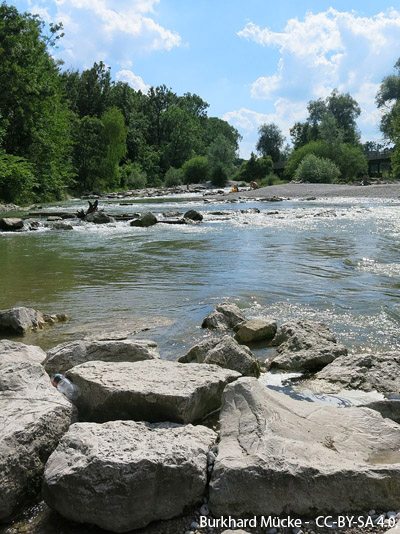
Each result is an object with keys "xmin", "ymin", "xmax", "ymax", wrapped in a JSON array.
[
  {"xmin": 202, "ymin": 303, "xmax": 246, "ymax": 330},
  {"xmin": 130, "ymin": 211, "xmax": 157, "ymax": 227},
  {"xmin": 179, "ymin": 335, "xmax": 259, "ymax": 378},
  {"xmin": 0, "ymin": 339, "xmax": 46, "ymax": 365},
  {"xmin": 42, "ymin": 421, "xmax": 216, "ymax": 532},
  {"xmin": 209, "ymin": 378, "xmax": 400, "ymax": 517},
  {"xmin": 270, "ymin": 320, "xmax": 347, "ymax": 372},
  {"xmin": 184, "ymin": 209, "xmax": 203, "ymax": 221},
  {"xmin": 234, "ymin": 318, "xmax": 277, "ymax": 343},
  {"xmin": 308, "ymin": 352, "xmax": 400, "ymax": 395},
  {"xmin": 44, "ymin": 338, "xmax": 160, "ymax": 375},
  {"xmin": 66, "ymin": 359, "xmax": 240, "ymax": 423},
  {"xmin": 0, "ymin": 218, "xmax": 23, "ymax": 231},
  {"xmin": 0, "ymin": 307, "xmax": 47, "ymax": 335},
  {"xmin": 85, "ymin": 211, "xmax": 113, "ymax": 224},
  {"xmin": 0, "ymin": 358, "xmax": 75, "ymax": 521}
]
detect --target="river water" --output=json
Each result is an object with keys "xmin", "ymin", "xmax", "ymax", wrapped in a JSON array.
[{"xmin": 1, "ymin": 194, "xmax": 400, "ymax": 361}]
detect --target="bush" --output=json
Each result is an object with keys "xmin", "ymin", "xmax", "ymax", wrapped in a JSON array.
[
  {"xmin": 211, "ymin": 163, "xmax": 229, "ymax": 187},
  {"xmin": 259, "ymin": 174, "xmax": 284, "ymax": 187},
  {"xmin": 0, "ymin": 154, "xmax": 37, "ymax": 203},
  {"xmin": 164, "ymin": 167, "xmax": 183, "ymax": 187},
  {"xmin": 119, "ymin": 162, "xmax": 147, "ymax": 189},
  {"xmin": 182, "ymin": 156, "xmax": 209, "ymax": 184},
  {"xmin": 294, "ymin": 154, "xmax": 340, "ymax": 183}
]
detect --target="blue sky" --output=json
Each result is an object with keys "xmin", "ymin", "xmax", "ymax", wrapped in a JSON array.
[{"xmin": 11, "ymin": 0, "xmax": 400, "ymax": 157}]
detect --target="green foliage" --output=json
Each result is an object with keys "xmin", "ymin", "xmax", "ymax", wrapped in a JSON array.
[
  {"xmin": 165, "ymin": 167, "xmax": 183, "ymax": 187},
  {"xmin": 207, "ymin": 134, "xmax": 236, "ymax": 178},
  {"xmin": 183, "ymin": 156, "xmax": 209, "ymax": 184},
  {"xmin": 294, "ymin": 154, "xmax": 340, "ymax": 183},
  {"xmin": 210, "ymin": 163, "xmax": 229, "ymax": 187},
  {"xmin": 0, "ymin": 154, "xmax": 36, "ymax": 203},
  {"xmin": 119, "ymin": 162, "xmax": 147, "ymax": 189},
  {"xmin": 100, "ymin": 107, "xmax": 127, "ymax": 189},
  {"xmin": 256, "ymin": 123, "xmax": 285, "ymax": 161},
  {"xmin": 236, "ymin": 152, "xmax": 273, "ymax": 183},
  {"xmin": 259, "ymin": 174, "xmax": 285, "ymax": 187}
]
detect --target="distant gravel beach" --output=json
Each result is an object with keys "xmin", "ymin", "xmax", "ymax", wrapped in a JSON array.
[{"xmin": 221, "ymin": 182, "xmax": 400, "ymax": 200}]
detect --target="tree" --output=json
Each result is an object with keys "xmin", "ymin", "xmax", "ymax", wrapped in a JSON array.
[
  {"xmin": 294, "ymin": 154, "xmax": 340, "ymax": 183},
  {"xmin": 236, "ymin": 152, "xmax": 273, "ymax": 183},
  {"xmin": 207, "ymin": 135, "xmax": 236, "ymax": 177},
  {"xmin": 290, "ymin": 122, "xmax": 313, "ymax": 150},
  {"xmin": 100, "ymin": 107, "xmax": 127, "ymax": 189},
  {"xmin": 119, "ymin": 161, "xmax": 147, "ymax": 189},
  {"xmin": 0, "ymin": 154, "xmax": 36, "ymax": 203},
  {"xmin": 160, "ymin": 106, "xmax": 200, "ymax": 171},
  {"xmin": 182, "ymin": 156, "xmax": 209, "ymax": 184},
  {"xmin": 256, "ymin": 123, "xmax": 285, "ymax": 162},
  {"xmin": 164, "ymin": 167, "xmax": 183, "ymax": 187},
  {"xmin": 377, "ymin": 58, "xmax": 400, "ymax": 141},
  {"xmin": 211, "ymin": 163, "xmax": 229, "ymax": 187}
]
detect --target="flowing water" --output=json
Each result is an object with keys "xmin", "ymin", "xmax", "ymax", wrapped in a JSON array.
[{"xmin": 1, "ymin": 194, "xmax": 400, "ymax": 362}]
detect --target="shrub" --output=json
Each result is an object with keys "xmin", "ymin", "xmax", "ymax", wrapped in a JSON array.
[
  {"xmin": 259, "ymin": 174, "xmax": 284, "ymax": 187},
  {"xmin": 182, "ymin": 156, "xmax": 209, "ymax": 184},
  {"xmin": 0, "ymin": 154, "xmax": 37, "ymax": 203},
  {"xmin": 211, "ymin": 163, "xmax": 229, "ymax": 187},
  {"xmin": 294, "ymin": 154, "xmax": 340, "ymax": 183},
  {"xmin": 164, "ymin": 167, "xmax": 183, "ymax": 187},
  {"xmin": 119, "ymin": 162, "xmax": 147, "ymax": 189}
]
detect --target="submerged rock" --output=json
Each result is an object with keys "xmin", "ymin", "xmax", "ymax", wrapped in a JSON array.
[
  {"xmin": 270, "ymin": 320, "xmax": 347, "ymax": 372},
  {"xmin": 0, "ymin": 339, "xmax": 46, "ymax": 365},
  {"xmin": 0, "ymin": 357, "xmax": 75, "ymax": 521},
  {"xmin": 130, "ymin": 211, "xmax": 157, "ymax": 227},
  {"xmin": 209, "ymin": 377, "xmax": 400, "ymax": 517},
  {"xmin": 44, "ymin": 338, "xmax": 160, "ymax": 375},
  {"xmin": 52, "ymin": 222, "xmax": 73, "ymax": 230},
  {"xmin": 42, "ymin": 421, "xmax": 216, "ymax": 532},
  {"xmin": 66, "ymin": 359, "xmax": 240, "ymax": 423},
  {"xmin": 85, "ymin": 211, "xmax": 114, "ymax": 224},
  {"xmin": 0, "ymin": 218, "xmax": 23, "ymax": 231},
  {"xmin": 202, "ymin": 303, "xmax": 246, "ymax": 330},
  {"xmin": 184, "ymin": 209, "xmax": 203, "ymax": 221},
  {"xmin": 179, "ymin": 335, "xmax": 259, "ymax": 377},
  {"xmin": 0, "ymin": 306, "xmax": 66, "ymax": 336},
  {"xmin": 234, "ymin": 318, "xmax": 277, "ymax": 343}
]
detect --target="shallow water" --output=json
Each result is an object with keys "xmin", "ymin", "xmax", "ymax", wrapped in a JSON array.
[{"xmin": 1, "ymin": 195, "xmax": 400, "ymax": 361}]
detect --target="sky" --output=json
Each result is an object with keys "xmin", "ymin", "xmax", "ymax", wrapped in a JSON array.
[{"xmin": 11, "ymin": 0, "xmax": 400, "ymax": 157}]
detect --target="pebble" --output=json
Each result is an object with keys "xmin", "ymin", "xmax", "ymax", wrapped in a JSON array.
[
  {"xmin": 266, "ymin": 528, "xmax": 277, "ymax": 534},
  {"xmin": 374, "ymin": 514, "xmax": 386, "ymax": 524},
  {"xmin": 387, "ymin": 511, "xmax": 397, "ymax": 518},
  {"xmin": 368, "ymin": 510, "xmax": 376, "ymax": 515},
  {"xmin": 208, "ymin": 451, "xmax": 216, "ymax": 464},
  {"xmin": 200, "ymin": 504, "xmax": 209, "ymax": 516},
  {"xmin": 190, "ymin": 522, "xmax": 199, "ymax": 529}
]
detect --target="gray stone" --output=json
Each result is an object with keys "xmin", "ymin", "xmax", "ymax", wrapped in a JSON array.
[
  {"xmin": 270, "ymin": 320, "xmax": 347, "ymax": 372},
  {"xmin": 52, "ymin": 222, "xmax": 73, "ymax": 230},
  {"xmin": 47, "ymin": 216, "xmax": 62, "ymax": 221},
  {"xmin": 130, "ymin": 211, "xmax": 157, "ymax": 227},
  {"xmin": 179, "ymin": 335, "xmax": 259, "ymax": 378},
  {"xmin": 0, "ymin": 307, "xmax": 47, "ymax": 335},
  {"xmin": 234, "ymin": 318, "xmax": 277, "ymax": 343},
  {"xmin": 361, "ymin": 399, "xmax": 400, "ymax": 425},
  {"xmin": 202, "ymin": 303, "xmax": 246, "ymax": 330},
  {"xmin": 0, "ymin": 340, "xmax": 46, "ymax": 365},
  {"xmin": 85, "ymin": 211, "xmax": 114, "ymax": 224},
  {"xmin": 209, "ymin": 378, "xmax": 400, "ymax": 517},
  {"xmin": 184, "ymin": 209, "xmax": 203, "ymax": 221},
  {"xmin": 66, "ymin": 359, "xmax": 240, "ymax": 423},
  {"xmin": 0, "ymin": 218, "xmax": 23, "ymax": 231},
  {"xmin": 42, "ymin": 420, "xmax": 216, "ymax": 532},
  {"xmin": 44, "ymin": 338, "xmax": 160, "ymax": 375},
  {"xmin": 0, "ymin": 358, "xmax": 75, "ymax": 521},
  {"xmin": 162, "ymin": 210, "xmax": 181, "ymax": 217},
  {"xmin": 222, "ymin": 531, "xmax": 251, "ymax": 534}
]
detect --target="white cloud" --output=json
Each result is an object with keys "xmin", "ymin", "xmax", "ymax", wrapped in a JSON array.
[{"xmin": 116, "ymin": 69, "xmax": 150, "ymax": 93}]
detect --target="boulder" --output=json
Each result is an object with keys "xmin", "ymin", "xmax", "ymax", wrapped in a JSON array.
[
  {"xmin": 0, "ymin": 218, "xmax": 23, "ymax": 231},
  {"xmin": 361, "ymin": 398, "xmax": 400, "ymax": 425},
  {"xmin": 44, "ymin": 338, "xmax": 160, "ymax": 375},
  {"xmin": 130, "ymin": 211, "xmax": 157, "ymax": 227},
  {"xmin": 85, "ymin": 211, "xmax": 113, "ymax": 224},
  {"xmin": 162, "ymin": 210, "xmax": 181, "ymax": 217},
  {"xmin": 234, "ymin": 318, "xmax": 277, "ymax": 343},
  {"xmin": 47, "ymin": 216, "xmax": 62, "ymax": 222},
  {"xmin": 0, "ymin": 340, "xmax": 46, "ymax": 365},
  {"xmin": 52, "ymin": 222, "xmax": 73, "ymax": 230},
  {"xmin": 0, "ymin": 307, "xmax": 47, "ymax": 335},
  {"xmin": 308, "ymin": 352, "xmax": 400, "ymax": 395},
  {"xmin": 270, "ymin": 320, "xmax": 347, "ymax": 372},
  {"xmin": 42, "ymin": 421, "xmax": 216, "ymax": 532},
  {"xmin": 184, "ymin": 209, "xmax": 203, "ymax": 221},
  {"xmin": 66, "ymin": 359, "xmax": 240, "ymax": 423},
  {"xmin": 202, "ymin": 303, "xmax": 246, "ymax": 330},
  {"xmin": 209, "ymin": 378, "xmax": 400, "ymax": 517},
  {"xmin": 0, "ymin": 358, "xmax": 75, "ymax": 521},
  {"xmin": 179, "ymin": 335, "xmax": 259, "ymax": 378}
]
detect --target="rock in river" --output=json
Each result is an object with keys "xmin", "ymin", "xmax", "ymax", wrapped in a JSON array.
[
  {"xmin": 202, "ymin": 303, "xmax": 246, "ymax": 330},
  {"xmin": 0, "ymin": 306, "xmax": 66, "ymax": 336},
  {"xmin": 209, "ymin": 377, "xmax": 400, "ymax": 517},
  {"xmin": 130, "ymin": 211, "xmax": 157, "ymax": 227},
  {"xmin": 66, "ymin": 359, "xmax": 240, "ymax": 423},
  {"xmin": 184, "ymin": 209, "xmax": 203, "ymax": 221},
  {"xmin": 179, "ymin": 335, "xmax": 260, "ymax": 377},
  {"xmin": 85, "ymin": 211, "xmax": 114, "ymax": 224},
  {"xmin": 42, "ymin": 420, "xmax": 216, "ymax": 532},
  {"xmin": 0, "ymin": 355, "xmax": 75, "ymax": 521},
  {"xmin": 234, "ymin": 317, "xmax": 277, "ymax": 343},
  {"xmin": 44, "ymin": 338, "xmax": 160, "ymax": 375},
  {"xmin": 0, "ymin": 218, "xmax": 23, "ymax": 231},
  {"xmin": 270, "ymin": 320, "xmax": 347, "ymax": 372}
]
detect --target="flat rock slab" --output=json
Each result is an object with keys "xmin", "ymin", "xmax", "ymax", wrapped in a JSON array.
[
  {"xmin": 67, "ymin": 359, "xmax": 240, "ymax": 423},
  {"xmin": 179, "ymin": 335, "xmax": 260, "ymax": 378},
  {"xmin": 308, "ymin": 352, "xmax": 400, "ymax": 395},
  {"xmin": 44, "ymin": 338, "xmax": 160, "ymax": 375},
  {"xmin": 0, "ymin": 340, "xmax": 46, "ymax": 365},
  {"xmin": 234, "ymin": 318, "xmax": 277, "ymax": 343},
  {"xmin": 209, "ymin": 378, "xmax": 400, "ymax": 517},
  {"xmin": 42, "ymin": 421, "xmax": 216, "ymax": 532},
  {"xmin": 270, "ymin": 320, "xmax": 347, "ymax": 372},
  {"xmin": 0, "ymin": 358, "xmax": 75, "ymax": 521}
]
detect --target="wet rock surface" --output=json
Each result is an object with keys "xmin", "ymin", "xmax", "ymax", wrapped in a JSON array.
[
  {"xmin": 202, "ymin": 303, "xmax": 246, "ymax": 331},
  {"xmin": 0, "ymin": 307, "xmax": 66, "ymax": 336},
  {"xmin": 84, "ymin": 211, "xmax": 114, "ymax": 224},
  {"xmin": 234, "ymin": 317, "xmax": 277, "ymax": 343},
  {"xmin": 66, "ymin": 359, "xmax": 240, "ymax": 423},
  {"xmin": 130, "ymin": 212, "xmax": 157, "ymax": 227},
  {"xmin": 44, "ymin": 338, "xmax": 160, "ymax": 375},
  {"xmin": 0, "ymin": 218, "xmax": 24, "ymax": 231},
  {"xmin": 42, "ymin": 421, "xmax": 216, "ymax": 533}
]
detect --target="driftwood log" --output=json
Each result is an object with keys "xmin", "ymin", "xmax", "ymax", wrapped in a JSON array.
[{"xmin": 77, "ymin": 200, "xmax": 99, "ymax": 219}]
